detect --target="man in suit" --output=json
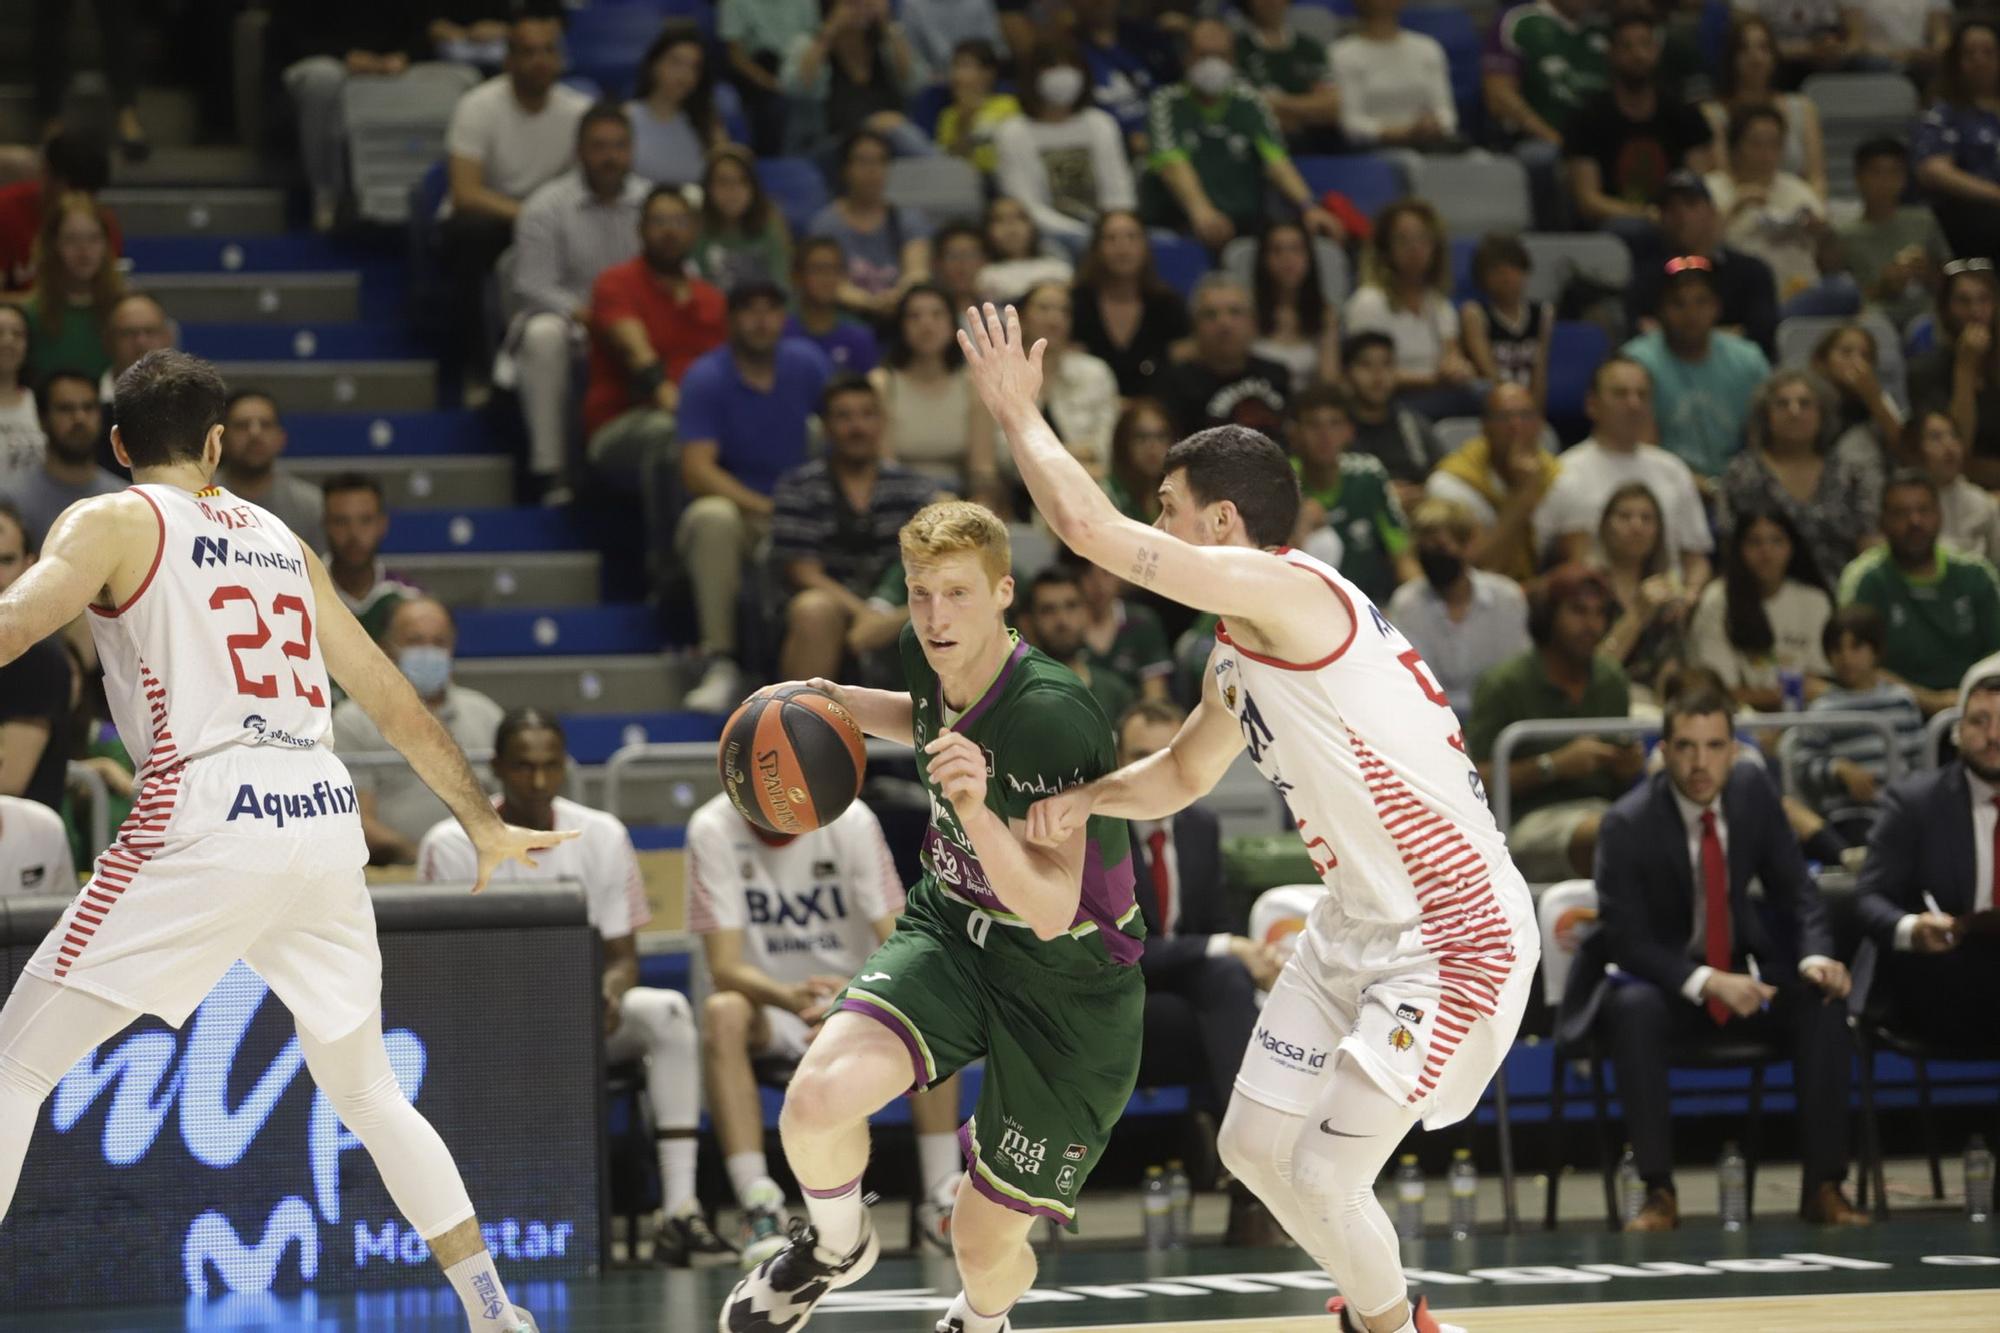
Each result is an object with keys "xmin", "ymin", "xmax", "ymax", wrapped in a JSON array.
[
  {"xmin": 1853, "ymin": 666, "xmax": 2000, "ymax": 1047},
  {"xmin": 1587, "ymin": 686, "xmax": 1864, "ymax": 1230},
  {"xmin": 1119, "ymin": 699, "xmax": 1282, "ymax": 1246}
]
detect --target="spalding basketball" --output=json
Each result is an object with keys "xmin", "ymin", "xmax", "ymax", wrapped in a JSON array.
[{"xmin": 718, "ymin": 684, "xmax": 867, "ymax": 835}]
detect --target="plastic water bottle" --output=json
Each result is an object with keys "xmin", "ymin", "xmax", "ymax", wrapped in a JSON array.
[
  {"xmin": 1166, "ymin": 1160, "xmax": 1193, "ymax": 1248},
  {"xmin": 1778, "ymin": 666, "xmax": 1805, "ymax": 712},
  {"xmin": 1616, "ymin": 1145, "xmax": 1644, "ymax": 1226},
  {"xmin": 1447, "ymin": 1148, "xmax": 1478, "ymax": 1240},
  {"xmin": 1142, "ymin": 1166, "xmax": 1172, "ymax": 1249},
  {"xmin": 1394, "ymin": 1154, "xmax": 1426, "ymax": 1240},
  {"xmin": 1967, "ymin": 1135, "xmax": 1995, "ymax": 1223},
  {"xmin": 1718, "ymin": 1141, "xmax": 1748, "ymax": 1232}
]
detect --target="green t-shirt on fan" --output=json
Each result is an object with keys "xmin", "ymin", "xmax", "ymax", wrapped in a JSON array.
[{"xmin": 1838, "ymin": 545, "xmax": 2000, "ymax": 692}]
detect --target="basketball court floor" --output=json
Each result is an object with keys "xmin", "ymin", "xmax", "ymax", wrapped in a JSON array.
[{"xmin": 5, "ymin": 1217, "xmax": 1992, "ymax": 1330}]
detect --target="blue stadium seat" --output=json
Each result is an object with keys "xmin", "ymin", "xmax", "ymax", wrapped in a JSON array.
[
  {"xmin": 715, "ymin": 81, "xmax": 751, "ymax": 146},
  {"xmin": 909, "ymin": 83, "xmax": 952, "ymax": 137},
  {"xmin": 281, "ymin": 411, "xmax": 492, "ymax": 457},
  {"xmin": 559, "ymin": 712, "xmax": 725, "ymax": 765},
  {"xmin": 452, "ymin": 606, "xmax": 665, "ymax": 657},
  {"xmin": 123, "ymin": 234, "xmax": 353, "ymax": 274},
  {"xmin": 1150, "ymin": 233, "xmax": 1212, "ymax": 298},
  {"xmin": 1451, "ymin": 235, "xmax": 1477, "ymax": 302},
  {"xmin": 1293, "ymin": 154, "xmax": 1407, "ymax": 222},
  {"xmin": 379, "ymin": 507, "xmax": 587, "ymax": 554},
  {"xmin": 757, "ymin": 157, "xmax": 831, "ymax": 232},
  {"xmin": 1403, "ymin": 6, "xmax": 1484, "ymax": 125},
  {"xmin": 1547, "ymin": 320, "xmax": 1611, "ymax": 428}
]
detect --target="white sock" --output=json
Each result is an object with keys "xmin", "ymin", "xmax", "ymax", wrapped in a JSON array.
[
  {"xmin": 917, "ymin": 1132, "xmax": 962, "ymax": 1206},
  {"xmin": 944, "ymin": 1290, "xmax": 1010, "ymax": 1332},
  {"xmin": 726, "ymin": 1150, "xmax": 775, "ymax": 1209},
  {"xmin": 442, "ymin": 1250, "xmax": 514, "ymax": 1330},
  {"xmin": 801, "ymin": 1173, "xmax": 867, "ymax": 1255},
  {"xmin": 660, "ymin": 1133, "xmax": 699, "ymax": 1215}
]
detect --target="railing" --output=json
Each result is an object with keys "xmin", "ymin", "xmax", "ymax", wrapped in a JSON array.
[
  {"xmin": 603, "ymin": 738, "xmax": 909, "ymax": 827},
  {"xmin": 334, "ymin": 748, "xmax": 584, "ymax": 800}
]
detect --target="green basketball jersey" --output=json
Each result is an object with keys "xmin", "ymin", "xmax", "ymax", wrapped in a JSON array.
[{"xmin": 899, "ymin": 622, "xmax": 1144, "ymax": 976}]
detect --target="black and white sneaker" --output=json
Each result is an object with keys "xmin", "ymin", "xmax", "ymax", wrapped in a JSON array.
[
  {"xmin": 718, "ymin": 1216, "xmax": 880, "ymax": 1333},
  {"xmin": 656, "ymin": 1205, "xmax": 737, "ymax": 1267},
  {"xmin": 934, "ymin": 1318, "xmax": 1010, "ymax": 1333}
]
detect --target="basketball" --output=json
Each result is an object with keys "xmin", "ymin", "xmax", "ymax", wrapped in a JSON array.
[{"xmin": 717, "ymin": 684, "xmax": 867, "ymax": 835}]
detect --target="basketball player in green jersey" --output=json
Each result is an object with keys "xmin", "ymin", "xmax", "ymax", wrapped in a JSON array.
[{"xmin": 720, "ymin": 501, "xmax": 1146, "ymax": 1333}]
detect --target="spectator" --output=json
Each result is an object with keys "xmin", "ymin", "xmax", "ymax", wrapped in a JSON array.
[
  {"xmin": 1717, "ymin": 369, "xmax": 1882, "ymax": 586},
  {"xmin": 215, "ymin": 392, "xmax": 326, "ymax": 554},
  {"xmin": 1330, "ymin": 0, "xmax": 1459, "ymax": 149},
  {"xmin": 975, "ymin": 195, "xmax": 1074, "ymax": 302},
  {"xmin": 1789, "ymin": 604, "xmax": 1925, "ymax": 844},
  {"xmin": 332, "ymin": 595, "xmax": 503, "ymax": 863},
  {"xmin": 1484, "ymin": 0, "xmax": 1608, "ymax": 225},
  {"xmin": 1811, "ymin": 321, "xmax": 1907, "ymax": 457},
  {"xmin": 582, "ymin": 187, "xmax": 728, "ymax": 483},
  {"xmin": 1704, "ymin": 106, "xmax": 1855, "ymax": 318},
  {"xmin": 1468, "ymin": 564, "xmax": 1642, "ymax": 880},
  {"xmin": 869, "ymin": 284, "xmax": 997, "ymax": 494},
  {"xmin": 1622, "ymin": 257, "xmax": 1771, "ymax": 480},
  {"xmin": 98, "ymin": 292, "xmax": 175, "ymax": 407},
  {"xmin": 32, "ymin": 0, "xmax": 146, "ymax": 160},
  {"xmin": 936, "ymin": 38, "xmax": 1020, "ymax": 175},
  {"xmin": 0, "ymin": 792, "xmax": 73, "ymax": 896},
  {"xmin": 1073, "ymin": 0, "xmax": 1182, "ymax": 152},
  {"xmin": 1163, "ymin": 274, "xmax": 1292, "ymax": 438},
  {"xmin": 0, "ymin": 499, "xmax": 70, "ymax": 813},
  {"xmin": 1839, "ymin": 470, "xmax": 2000, "ymax": 714},
  {"xmin": 770, "ymin": 375, "xmax": 937, "ymax": 682},
  {"xmin": 1626, "ymin": 171, "xmax": 1780, "ymax": 357},
  {"xmin": 1250, "ymin": 220, "xmax": 1341, "ymax": 389},
  {"xmin": 320, "ymin": 473, "xmax": 417, "ymax": 644},
  {"xmin": 1344, "ymin": 199, "xmax": 1480, "ymax": 421},
  {"xmin": 1847, "ymin": 0, "xmax": 1952, "ymax": 82},
  {"xmin": 1833, "ymin": 138, "xmax": 1949, "ymax": 334},
  {"xmin": 993, "ymin": 39, "xmax": 1136, "ymax": 252},
  {"xmin": 626, "ymin": 21, "xmax": 725, "ymax": 188},
  {"xmin": 693, "ymin": 145, "xmax": 794, "ymax": 298},
  {"xmin": 442, "ymin": 13, "xmax": 591, "ymax": 381},
  {"xmin": 1341, "ymin": 329, "xmax": 1442, "ymax": 503},
  {"xmin": 1461, "ymin": 234, "xmax": 1553, "ymax": 412},
  {"xmin": 415, "ymin": 710, "xmax": 712, "ymax": 1263},
  {"xmin": 1, "ymin": 371, "xmax": 120, "ymax": 542},
  {"xmin": 1388, "ymin": 497, "xmax": 1533, "ymax": 714},
  {"xmin": 0, "ymin": 307, "xmax": 39, "ymax": 483},
  {"xmin": 1688, "ymin": 506, "xmax": 1833, "ymax": 711},
  {"xmin": 1071, "ymin": 209, "xmax": 1191, "ymax": 399},
  {"xmin": 1701, "ymin": 16, "xmax": 1828, "ymax": 200},
  {"xmin": 1426, "ymin": 381, "xmax": 1560, "ymax": 583},
  {"xmin": 1584, "ymin": 686, "xmax": 1862, "ymax": 1232},
  {"xmin": 1066, "ymin": 555, "xmax": 1174, "ymax": 704},
  {"xmin": 1026, "ymin": 567, "xmax": 1136, "ymax": 721},
  {"xmin": 1910, "ymin": 409, "xmax": 2000, "ymax": 564},
  {"xmin": 0, "ymin": 131, "xmax": 117, "ymax": 295},
  {"xmin": 1139, "ymin": 18, "xmax": 1344, "ymax": 250},
  {"xmin": 1535, "ymin": 357, "xmax": 1715, "ymax": 589},
  {"xmin": 929, "ymin": 220, "xmax": 988, "ymax": 319},
  {"xmin": 785, "ymin": 237, "xmax": 883, "ymax": 375},
  {"xmin": 1907, "ymin": 260, "xmax": 2000, "ymax": 482},
  {"xmin": 1590, "ymin": 481, "xmax": 1690, "ymax": 695},
  {"xmin": 721, "ymin": 0, "xmax": 820, "ymax": 155},
  {"xmin": 508, "ymin": 103, "xmax": 648, "ymax": 502},
  {"xmin": 1734, "ymin": 0, "xmax": 1856, "ymax": 83},
  {"xmin": 22, "ymin": 194, "xmax": 120, "ymax": 386},
  {"xmin": 781, "ymin": 0, "xmax": 933, "ymax": 159},
  {"xmin": 677, "ymin": 281, "xmax": 834, "ymax": 712},
  {"xmin": 1914, "ymin": 18, "xmax": 2000, "ymax": 262},
  {"xmin": 1105, "ymin": 398, "xmax": 1173, "ymax": 523},
  {"xmin": 1285, "ymin": 383, "xmax": 1417, "ymax": 608},
  {"xmin": 272, "ymin": 10, "xmax": 420, "ymax": 231},
  {"xmin": 1851, "ymin": 667, "xmax": 2000, "ymax": 1049},
  {"xmin": 1014, "ymin": 280, "xmax": 1118, "ymax": 475},
  {"xmin": 808, "ymin": 129, "xmax": 934, "ymax": 321},
  {"xmin": 1565, "ymin": 13, "xmax": 1716, "ymax": 241},
  {"xmin": 1234, "ymin": 0, "xmax": 1342, "ymax": 147}
]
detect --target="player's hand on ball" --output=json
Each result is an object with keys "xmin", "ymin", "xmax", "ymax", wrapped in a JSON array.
[
  {"xmin": 957, "ymin": 302, "xmax": 1045, "ymax": 416},
  {"xmin": 470, "ymin": 822, "xmax": 580, "ymax": 894},
  {"xmin": 924, "ymin": 730, "xmax": 990, "ymax": 811},
  {"xmin": 1026, "ymin": 786, "xmax": 1092, "ymax": 849},
  {"xmin": 805, "ymin": 677, "xmax": 853, "ymax": 710}
]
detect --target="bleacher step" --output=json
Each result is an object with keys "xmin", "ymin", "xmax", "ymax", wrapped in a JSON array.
[
  {"xmin": 378, "ymin": 506, "xmax": 583, "ymax": 554},
  {"xmin": 453, "ymin": 654, "xmax": 686, "ymax": 715},
  {"xmin": 282, "ymin": 410, "xmax": 489, "ymax": 457},
  {"xmin": 125, "ymin": 233, "xmax": 362, "ymax": 275},
  {"xmin": 102, "ymin": 186, "xmax": 286, "ymax": 236},
  {"xmin": 181, "ymin": 321, "xmax": 427, "ymax": 362},
  {"xmin": 454, "ymin": 606, "xmax": 663, "ymax": 657},
  {"xmin": 388, "ymin": 551, "xmax": 601, "ymax": 609},
  {"xmin": 288, "ymin": 454, "xmax": 513, "ymax": 510},
  {"xmin": 136, "ymin": 272, "xmax": 360, "ymax": 323},
  {"xmin": 213, "ymin": 359, "xmax": 436, "ymax": 413}
]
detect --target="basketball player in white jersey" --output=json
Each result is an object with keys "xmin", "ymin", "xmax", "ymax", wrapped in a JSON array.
[
  {"xmin": 0, "ymin": 350, "xmax": 573, "ymax": 1333},
  {"xmin": 959, "ymin": 307, "xmax": 1539, "ymax": 1333}
]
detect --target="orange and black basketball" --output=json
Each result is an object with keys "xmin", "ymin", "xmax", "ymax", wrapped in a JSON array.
[{"xmin": 718, "ymin": 684, "xmax": 867, "ymax": 835}]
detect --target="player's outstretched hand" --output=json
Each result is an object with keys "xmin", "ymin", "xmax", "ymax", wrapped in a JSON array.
[
  {"xmin": 924, "ymin": 730, "xmax": 990, "ymax": 813},
  {"xmin": 1026, "ymin": 786, "xmax": 1092, "ymax": 849},
  {"xmin": 957, "ymin": 302, "xmax": 1045, "ymax": 419},
  {"xmin": 469, "ymin": 822, "xmax": 581, "ymax": 894}
]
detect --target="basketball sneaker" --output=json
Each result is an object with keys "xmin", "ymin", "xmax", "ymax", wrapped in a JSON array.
[
  {"xmin": 914, "ymin": 1196, "xmax": 954, "ymax": 1254},
  {"xmin": 739, "ymin": 1180, "xmax": 792, "ymax": 1271},
  {"xmin": 934, "ymin": 1318, "xmax": 1009, "ymax": 1333},
  {"xmin": 1327, "ymin": 1294, "xmax": 1464, "ymax": 1333},
  {"xmin": 656, "ymin": 1203, "xmax": 737, "ymax": 1267},
  {"xmin": 719, "ymin": 1215, "xmax": 880, "ymax": 1333}
]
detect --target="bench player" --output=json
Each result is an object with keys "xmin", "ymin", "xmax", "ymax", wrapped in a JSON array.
[
  {"xmin": 961, "ymin": 306, "xmax": 1539, "ymax": 1333},
  {"xmin": 0, "ymin": 350, "xmax": 571, "ymax": 1333},
  {"xmin": 720, "ymin": 501, "xmax": 1145, "ymax": 1333}
]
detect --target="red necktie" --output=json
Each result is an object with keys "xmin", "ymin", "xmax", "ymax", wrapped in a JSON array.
[
  {"xmin": 1701, "ymin": 810, "xmax": 1731, "ymax": 1026},
  {"xmin": 1147, "ymin": 828, "xmax": 1172, "ymax": 935},
  {"xmin": 1988, "ymin": 795, "xmax": 1999, "ymax": 912}
]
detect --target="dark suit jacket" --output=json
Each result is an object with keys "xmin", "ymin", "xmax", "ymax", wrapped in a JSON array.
[
  {"xmin": 1131, "ymin": 804, "xmax": 1228, "ymax": 981},
  {"xmin": 1853, "ymin": 763, "xmax": 1978, "ymax": 945}
]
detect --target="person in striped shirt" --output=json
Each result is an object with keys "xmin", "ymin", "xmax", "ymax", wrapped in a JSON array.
[{"xmin": 1788, "ymin": 605, "xmax": 1927, "ymax": 846}]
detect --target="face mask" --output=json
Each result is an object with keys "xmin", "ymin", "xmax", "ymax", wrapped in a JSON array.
[
  {"xmin": 1417, "ymin": 547, "xmax": 1464, "ymax": 592},
  {"xmin": 1037, "ymin": 66, "xmax": 1086, "ymax": 110},
  {"xmin": 398, "ymin": 645, "xmax": 453, "ymax": 698},
  {"xmin": 1188, "ymin": 57, "xmax": 1234, "ymax": 98}
]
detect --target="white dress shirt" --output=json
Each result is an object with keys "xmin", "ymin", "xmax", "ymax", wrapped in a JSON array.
[
  {"xmin": 1669, "ymin": 785, "xmax": 1830, "ymax": 1003},
  {"xmin": 1892, "ymin": 769, "xmax": 1997, "ymax": 949}
]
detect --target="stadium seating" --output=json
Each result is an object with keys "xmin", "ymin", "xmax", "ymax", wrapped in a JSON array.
[
  {"xmin": 1405, "ymin": 152, "xmax": 1534, "ymax": 238},
  {"xmin": 1220, "ymin": 233, "xmax": 1353, "ymax": 307},
  {"xmin": 1294, "ymin": 153, "xmax": 1408, "ymax": 221},
  {"xmin": 1805, "ymin": 72, "xmax": 1920, "ymax": 201},
  {"xmin": 885, "ymin": 156, "xmax": 985, "ymax": 223},
  {"xmin": 755, "ymin": 157, "xmax": 832, "ymax": 232},
  {"xmin": 340, "ymin": 64, "xmax": 480, "ymax": 226}
]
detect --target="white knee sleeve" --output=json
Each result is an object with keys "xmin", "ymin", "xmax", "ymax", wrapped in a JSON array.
[
  {"xmin": 620, "ymin": 988, "xmax": 700, "ymax": 1132},
  {"xmin": 1289, "ymin": 1058, "xmax": 1421, "ymax": 1319}
]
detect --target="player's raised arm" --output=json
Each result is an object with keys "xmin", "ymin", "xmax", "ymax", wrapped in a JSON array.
[{"xmin": 0, "ymin": 495, "xmax": 145, "ymax": 668}]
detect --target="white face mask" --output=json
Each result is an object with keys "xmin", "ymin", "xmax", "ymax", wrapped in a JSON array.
[
  {"xmin": 1037, "ymin": 66, "xmax": 1086, "ymax": 111},
  {"xmin": 1188, "ymin": 56, "xmax": 1234, "ymax": 97}
]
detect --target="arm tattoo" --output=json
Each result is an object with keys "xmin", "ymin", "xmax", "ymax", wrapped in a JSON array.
[{"xmin": 1128, "ymin": 544, "xmax": 1161, "ymax": 587}]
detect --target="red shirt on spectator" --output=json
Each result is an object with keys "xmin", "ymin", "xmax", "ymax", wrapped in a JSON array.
[
  {"xmin": 0, "ymin": 181, "xmax": 123, "ymax": 293},
  {"xmin": 583, "ymin": 259, "xmax": 727, "ymax": 436}
]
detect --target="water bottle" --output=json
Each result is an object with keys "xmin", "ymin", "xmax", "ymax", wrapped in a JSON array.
[
  {"xmin": 1616, "ymin": 1144, "xmax": 1644, "ymax": 1226},
  {"xmin": 1779, "ymin": 667, "xmax": 1805, "ymax": 712},
  {"xmin": 1718, "ymin": 1141, "xmax": 1748, "ymax": 1232},
  {"xmin": 1166, "ymin": 1160, "xmax": 1193, "ymax": 1248},
  {"xmin": 1394, "ymin": 1154, "xmax": 1426, "ymax": 1241},
  {"xmin": 1142, "ymin": 1166, "xmax": 1172, "ymax": 1249},
  {"xmin": 1447, "ymin": 1148, "xmax": 1478, "ymax": 1240},
  {"xmin": 1967, "ymin": 1135, "xmax": 1995, "ymax": 1223}
]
